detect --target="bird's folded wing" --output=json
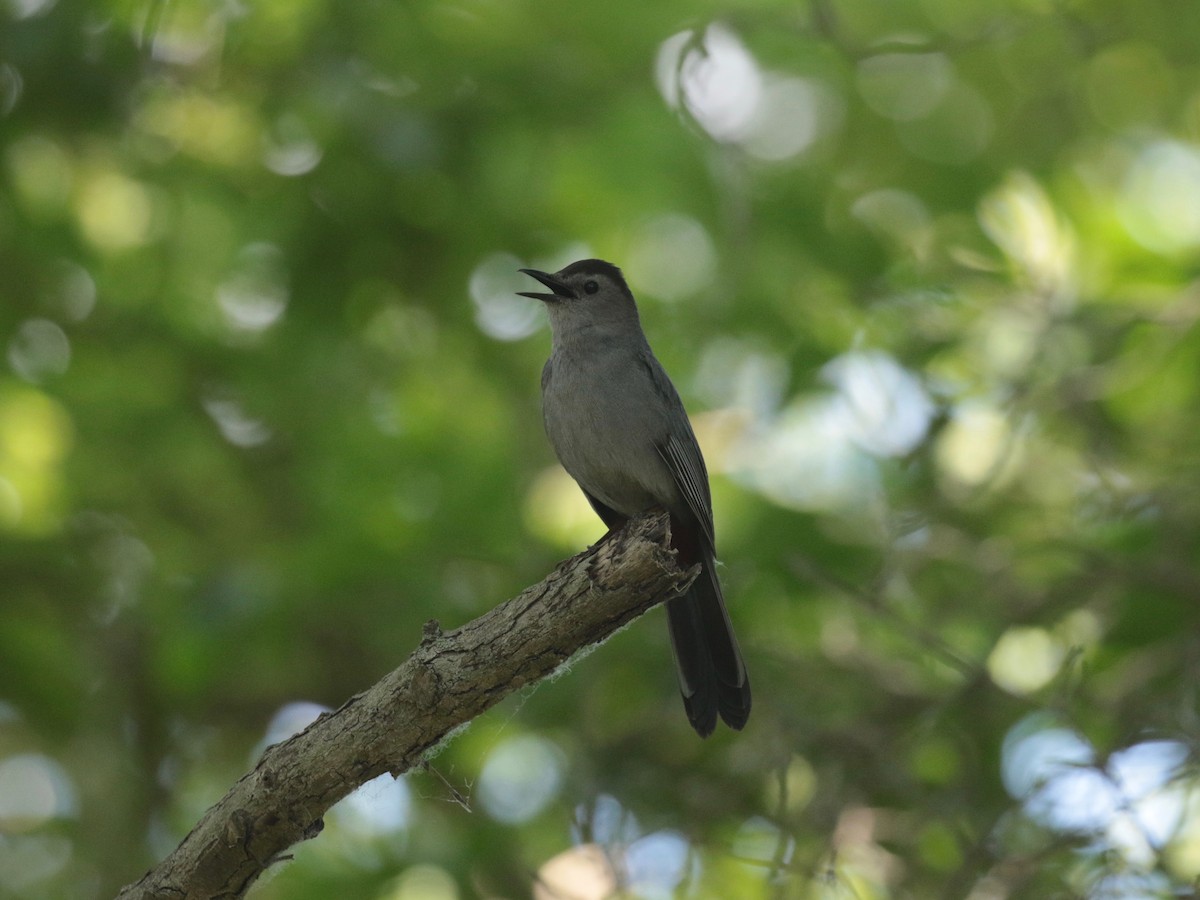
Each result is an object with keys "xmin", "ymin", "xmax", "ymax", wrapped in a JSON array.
[{"xmin": 656, "ymin": 433, "xmax": 715, "ymax": 551}]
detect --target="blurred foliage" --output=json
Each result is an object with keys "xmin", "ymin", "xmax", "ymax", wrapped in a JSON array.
[{"xmin": 3, "ymin": 0, "xmax": 1200, "ymax": 897}]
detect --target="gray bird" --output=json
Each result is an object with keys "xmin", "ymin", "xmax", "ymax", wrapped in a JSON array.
[{"xmin": 518, "ymin": 259, "xmax": 751, "ymax": 736}]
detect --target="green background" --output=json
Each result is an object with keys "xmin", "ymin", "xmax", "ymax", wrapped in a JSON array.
[{"xmin": 3, "ymin": 0, "xmax": 1200, "ymax": 897}]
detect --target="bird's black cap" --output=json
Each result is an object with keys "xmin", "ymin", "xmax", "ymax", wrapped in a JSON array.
[{"xmin": 558, "ymin": 259, "xmax": 630, "ymax": 294}]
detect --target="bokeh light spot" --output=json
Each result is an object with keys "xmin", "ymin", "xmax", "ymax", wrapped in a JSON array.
[
  {"xmin": 980, "ymin": 171, "xmax": 1076, "ymax": 297},
  {"xmin": 6, "ymin": 135, "xmax": 73, "ymax": 217},
  {"xmin": 626, "ymin": 213, "xmax": 716, "ymax": 303},
  {"xmin": 217, "ymin": 243, "xmax": 290, "ymax": 334},
  {"xmin": 524, "ymin": 464, "xmax": 605, "ymax": 550},
  {"xmin": 736, "ymin": 396, "xmax": 879, "ymax": 512},
  {"xmin": 1119, "ymin": 140, "xmax": 1200, "ymax": 255},
  {"xmin": 8, "ymin": 319, "xmax": 70, "ymax": 383},
  {"xmin": 137, "ymin": 90, "xmax": 258, "ymax": 165},
  {"xmin": 382, "ymin": 864, "xmax": 458, "ymax": 900},
  {"xmin": 734, "ymin": 815, "xmax": 794, "ymax": 866},
  {"xmin": 331, "ymin": 772, "xmax": 411, "ymax": 837},
  {"xmin": 0, "ymin": 62, "xmax": 23, "ymax": 115},
  {"xmin": 263, "ymin": 113, "xmax": 323, "ymax": 176},
  {"xmin": 260, "ymin": 701, "xmax": 331, "ymax": 751},
  {"xmin": 742, "ymin": 75, "xmax": 842, "ymax": 161},
  {"xmin": 626, "ymin": 830, "xmax": 691, "ymax": 894},
  {"xmin": 998, "ymin": 715, "xmax": 1191, "ymax": 858},
  {"xmin": 766, "ymin": 755, "xmax": 817, "ymax": 815},
  {"xmin": 656, "ymin": 24, "xmax": 762, "ymax": 143},
  {"xmin": 857, "ymin": 52, "xmax": 953, "ymax": 121},
  {"xmin": 203, "ymin": 395, "xmax": 272, "ymax": 448},
  {"xmin": 535, "ymin": 844, "xmax": 617, "ymax": 900},
  {"xmin": 0, "ymin": 386, "xmax": 73, "ymax": 533},
  {"xmin": 478, "ymin": 734, "xmax": 564, "ymax": 824},
  {"xmin": 936, "ymin": 403, "xmax": 1015, "ymax": 488},
  {"xmin": 48, "ymin": 260, "xmax": 97, "ymax": 322},
  {"xmin": 822, "ymin": 350, "xmax": 934, "ymax": 457},
  {"xmin": 7, "ymin": 0, "xmax": 57, "ymax": 16},
  {"xmin": 75, "ymin": 169, "xmax": 154, "ymax": 251},
  {"xmin": 470, "ymin": 252, "xmax": 543, "ymax": 341},
  {"xmin": 987, "ymin": 626, "xmax": 1064, "ymax": 695},
  {"xmin": 852, "ymin": 188, "xmax": 933, "ymax": 258},
  {"xmin": 0, "ymin": 753, "xmax": 78, "ymax": 830}
]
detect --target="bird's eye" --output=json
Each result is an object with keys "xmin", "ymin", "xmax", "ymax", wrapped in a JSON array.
[{"xmin": 583, "ymin": 280, "xmax": 599, "ymax": 295}]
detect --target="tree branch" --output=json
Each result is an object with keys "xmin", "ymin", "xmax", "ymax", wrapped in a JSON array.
[{"xmin": 116, "ymin": 511, "xmax": 694, "ymax": 900}]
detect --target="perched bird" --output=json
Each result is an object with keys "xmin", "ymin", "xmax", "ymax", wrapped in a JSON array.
[{"xmin": 518, "ymin": 259, "xmax": 751, "ymax": 736}]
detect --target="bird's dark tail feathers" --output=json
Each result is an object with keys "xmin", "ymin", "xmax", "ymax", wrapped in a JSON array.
[{"xmin": 666, "ymin": 558, "xmax": 751, "ymax": 737}]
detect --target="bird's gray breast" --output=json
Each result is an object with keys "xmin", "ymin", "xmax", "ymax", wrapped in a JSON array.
[{"xmin": 541, "ymin": 343, "xmax": 678, "ymax": 516}]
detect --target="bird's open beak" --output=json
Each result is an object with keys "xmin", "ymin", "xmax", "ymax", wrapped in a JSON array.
[{"xmin": 517, "ymin": 268, "xmax": 576, "ymax": 303}]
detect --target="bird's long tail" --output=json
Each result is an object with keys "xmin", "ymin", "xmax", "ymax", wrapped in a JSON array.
[{"xmin": 666, "ymin": 557, "xmax": 751, "ymax": 737}]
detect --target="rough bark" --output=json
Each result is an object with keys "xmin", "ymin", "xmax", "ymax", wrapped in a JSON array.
[{"xmin": 116, "ymin": 511, "xmax": 694, "ymax": 900}]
